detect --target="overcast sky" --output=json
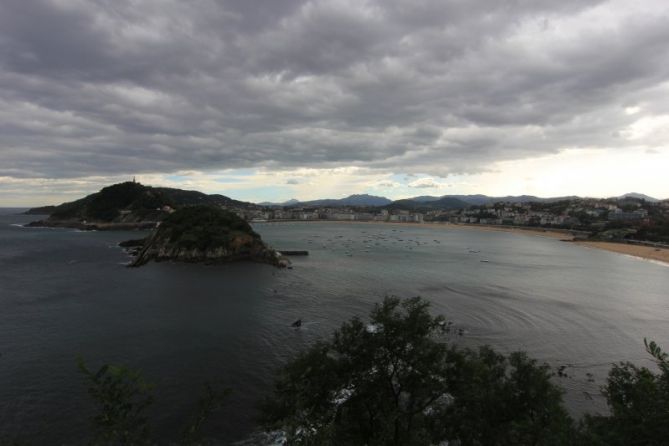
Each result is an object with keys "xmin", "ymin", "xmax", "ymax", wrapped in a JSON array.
[{"xmin": 1, "ymin": 0, "xmax": 668, "ymax": 206}]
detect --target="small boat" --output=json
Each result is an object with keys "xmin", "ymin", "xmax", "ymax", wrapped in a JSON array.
[
  {"xmin": 291, "ymin": 319, "xmax": 302, "ymax": 328},
  {"xmin": 480, "ymin": 259, "xmax": 489, "ymax": 263}
]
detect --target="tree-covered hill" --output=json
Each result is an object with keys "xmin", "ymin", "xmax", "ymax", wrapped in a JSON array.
[
  {"xmin": 130, "ymin": 205, "xmax": 285, "ymax": 267},
  {"xmin": 27, "ymin": 181, "xmax": 256, "ymax": 224}
]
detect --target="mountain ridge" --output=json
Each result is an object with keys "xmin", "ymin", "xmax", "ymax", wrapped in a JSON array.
[
  {"xmin": 27, "ymin": 186, "xmax": 664, "ymax": 215},
  {"xmin": 261, "ymin": 194, "xmax": 392, "ymax": 207},
  {"xmin": 405, "ymin": 194, "xmax": 581, "ymax": 205},
  {"xmin": 256, "ymin": 191, "xmax": 664, "ymax": 212}
]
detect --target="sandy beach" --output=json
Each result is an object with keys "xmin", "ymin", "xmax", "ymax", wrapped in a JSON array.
[
  {"xmin": 430, "ymin": 224, "xmax": 669, "ymax": 265},
  {"xmin": 421, "ymin": 223, "xmax": 668, "ymax": 265},
  {"xmin": 573, "ymin": 241, "xmax": 669, "ymax": 265}
]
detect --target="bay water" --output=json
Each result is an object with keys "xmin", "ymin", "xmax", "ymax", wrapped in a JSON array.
[{"xmin": 1, "ymin": 209, "xmax": 668, "ymax": 444}]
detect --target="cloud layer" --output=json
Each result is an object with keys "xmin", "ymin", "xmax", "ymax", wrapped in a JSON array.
[{"xmin": 1, "ymin": 0, "xmax": 668, "ymax": 189}]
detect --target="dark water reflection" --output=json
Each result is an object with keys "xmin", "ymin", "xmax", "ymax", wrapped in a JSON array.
[{"xmin": 1, "ymin": 211, "xmax": 667, "ymax": 444}]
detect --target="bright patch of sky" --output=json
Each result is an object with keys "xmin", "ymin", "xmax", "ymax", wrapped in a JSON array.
[{"xmin": 2, "ymin": 144, "xmax": 666, "ymax": 207}]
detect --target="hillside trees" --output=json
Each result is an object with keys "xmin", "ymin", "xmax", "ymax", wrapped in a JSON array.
[
  {"xmin": 578, "ymin": 339, "xmax": 669, "ymax": 445},
  {"xmin": 261, "ymin": 296, "xmax": 575, "ymax": 445}
]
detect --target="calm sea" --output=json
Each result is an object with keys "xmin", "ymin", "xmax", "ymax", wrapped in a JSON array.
[{"xmin": 1, "ymin": 208, "xmax": 668, "ymax": 444}]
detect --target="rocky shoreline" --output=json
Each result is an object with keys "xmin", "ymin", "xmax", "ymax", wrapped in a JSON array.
[
  {"xmin": 109, "ymin": 205, "xmax": 291, "ymax": 268},
  {"xmin": 25, "ymin": 219, "xmax": 158, "ymax": 231},
  {"xmin": 124, "ymin": 231, "xmax": 289, "ymax": 268},
  {"xmin": 21, "ymin": 182, "xmax": 291, "ymax": 269}
]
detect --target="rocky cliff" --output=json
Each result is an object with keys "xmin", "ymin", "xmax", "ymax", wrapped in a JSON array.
[{"xmin": 128, "ymin": 205, "xmax": 287, "ymax": 268}]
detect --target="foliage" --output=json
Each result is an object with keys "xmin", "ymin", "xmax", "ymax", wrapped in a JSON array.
[
  {"xmin": 5, "ymin": 299, "xmax": 668, "ymax": 444},
  {"xmin": 645, "ymin": 338, "xmax": 669, "ymax": 371},
  {"xmin": 50, "ymin": 182, "xmax": 165, "ymax": 222},
  {"xmin": 159, "ymin": 205, "xmax": 259, "ymax": 250},
  {"xmin": 181, "ymin": 383, "xmax": 231, "ymax": 445},
  {"xmin": 46, "ymin": 181, "xmax": 252, "ymax": 223},
  {"xmin": 79, "ymin": 359, "xmax": 229, "ymax": 445},
  {"xmin": 440, "ymin": 347, "xmax": 574, "ymax": 445},
  {"xmin": 261, "ymin": 296, "xmax": 574, "ymax": 445},
  {"xmin": 578, "ymin": 338, "xmax": 669, "ymax": 446},
  {"xmin": 633, "ymin": 219, "xmax": 669, "ymax": 243},
  {"xmin": 78, "ymin": 358, "xmax": 154, "ymax": 445},
  {"xmin": 87, "ymin": 182, "xmax": 161, "ymax": 221},
  {"xmin": 527, "ymin": 200, "xmax": 571, "ymax": 215}
]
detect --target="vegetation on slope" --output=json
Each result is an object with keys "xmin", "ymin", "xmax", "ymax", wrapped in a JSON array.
[
  {"xmin": 261, "ymin": 297, "xmax": 669, "ymax": 445},
  {"xmin": 22, "ymin": 205, "xmax": 57, "ymax": 215},
  {"xmin": 385, "ymin": 196, "xmax": 469, "ymax": 211},
  {"xmin": 49, "ymin": 181, "xmax": 166, "ymax": 222},
  {"xmin": 156, "ymin": 205, "xmax": 259, "ymax": 251},
  {"xmin": 578, "ymin": 339, "xmax": 669, "ymax": 445},
  {"xmin": 30, "ymin": 181, "xmax": 254, "ymax": 224},
  {"xmin": 130, "ymin": 205, "xmax": 282, "ymax": 266},
  {"xmin": 77, "ymin": 358, "xmax": 229, "ymax": 445},
  {"xmin": 261, "ymin": 296, "xmax": 575, "ymax": 445},
  {"xmin": 3, "ymin": 297, "xmax": 668, "ymax": 445}
]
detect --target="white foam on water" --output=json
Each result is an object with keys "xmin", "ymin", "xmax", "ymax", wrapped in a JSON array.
[{"xmin": 233, "ymin": 430, "xmax": 286, "ymax": 445}]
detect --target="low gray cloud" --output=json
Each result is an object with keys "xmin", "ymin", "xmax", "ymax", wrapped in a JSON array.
[{"xmin": 1, "ymin": 0, "xmax": 668, "ymax": 180}]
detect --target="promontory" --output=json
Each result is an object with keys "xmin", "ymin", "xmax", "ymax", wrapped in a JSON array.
[
  {"xmin": 25, "ymin": 181, "xmax": 255, "ymax": 230},
  {"xmin": 25, "ymin": 181, "xmax": 287, "ymax": 268}
]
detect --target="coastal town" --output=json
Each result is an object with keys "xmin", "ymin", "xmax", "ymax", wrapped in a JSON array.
[
  {"xmin": 24, "ymin": 181, "xmax": 669, "ymax": 263},
  {"xmin": 235, "ymin": 195, "xmax": 669, "ymax": 246}
]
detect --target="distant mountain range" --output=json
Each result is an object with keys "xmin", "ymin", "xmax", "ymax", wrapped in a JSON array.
[
  {"xmin": 29, "ymin": 186, "xmax": 663, "ymax": 218},
  {"xmin": 405, "ymin": 194, "xmax": 579, "ymax": 206},
  {"xmin": 387, "ymin": 196, "xmax": 470, "ymax": 210},
  {"xmin": 260, "ymin": 194, "xmax": 392, "ymax": 207},
  {"xmin": 258, "ymin": 198, "xmax": 301, "ymax": 207},
  {"xmin": 256, "ymin": 192, "xmax": 662, "ymax": 210}
]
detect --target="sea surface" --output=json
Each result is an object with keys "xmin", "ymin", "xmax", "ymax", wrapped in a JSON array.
[{"xmin": 1, "ymin": 208, "xmax": 668, "ymax": 444}]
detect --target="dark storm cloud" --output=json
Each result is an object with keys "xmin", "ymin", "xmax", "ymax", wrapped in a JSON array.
[{"xmin": 1, "ymin": 0, "xmax": 668, "ymax": 179}]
